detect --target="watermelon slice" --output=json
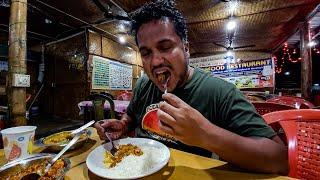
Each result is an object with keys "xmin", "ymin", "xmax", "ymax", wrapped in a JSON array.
[
  {"xmin": 8, "ymin": 143, "xmax": 21, "ymax": 160},
  {"xmin": 142, "ymin": 109, "xmax": 175, "ymax": 139}
]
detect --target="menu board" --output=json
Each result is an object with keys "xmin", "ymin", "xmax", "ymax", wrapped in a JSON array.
[
  {"xmin": 109, "ymin": 61, "xmax": 133, "ymax": 90},
  {"xmin": 92, "ymin": 55, "xmax": 132, "ymax": 90},
  {"xmin": 92, "ymin": 56, "xmax": 110, "ymax": 89}
]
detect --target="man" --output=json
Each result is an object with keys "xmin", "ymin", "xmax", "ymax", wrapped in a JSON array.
[{"xmin": 94, "ymin": 0, "xmax": 288, "ymax": 174}]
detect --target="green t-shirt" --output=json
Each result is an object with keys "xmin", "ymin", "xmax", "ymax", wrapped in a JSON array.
[{"xmin": 126, "ymin": 68, "xmax": 275, "ymax": 157}]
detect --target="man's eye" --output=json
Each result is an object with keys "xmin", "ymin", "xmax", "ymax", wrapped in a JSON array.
[
  {"xmin": 140, "ymin": 50, "xmax": 151, "ymax": 57},
  {"xmin": 160, "ymin": 46, "xmax": 171, "ymax": 52}
]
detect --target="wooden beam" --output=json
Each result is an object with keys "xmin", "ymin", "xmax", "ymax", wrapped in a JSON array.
[
  {"xmin": 300, "ymin": 22, "xmax": 312, "ymax": 100},
  {"xmin": 8, "ymin": 0, "xmax": 28, "ymax": 126}
]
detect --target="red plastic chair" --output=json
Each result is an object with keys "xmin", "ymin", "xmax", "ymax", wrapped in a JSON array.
[
  {"xmin": 267, "ymin": 96, "xmax": 315, "ymax": 109},
  {"xmin": 252, "ymin": 102, "xmax": 295, "ymax": 115},
  {"xmin": 263, "ymin": 109, "xmax": 320, "ymax": 179}
]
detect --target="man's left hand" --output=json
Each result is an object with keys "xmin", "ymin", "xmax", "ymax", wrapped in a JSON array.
[{"xmin": 158, "ymin": 93, "xmax": 210, "ymax": 146}]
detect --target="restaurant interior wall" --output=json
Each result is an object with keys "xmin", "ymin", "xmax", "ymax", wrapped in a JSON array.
[
  {"xmin": 43, "ymin": 32, "xmax": 88, "ymax": 120},
  {"xmin": 37, "ymin": 29, "xmax": 143, "ymax": 121},
  {"xmin": 87, "ymin": 30, "xmax": 143, "ymax": 97}
]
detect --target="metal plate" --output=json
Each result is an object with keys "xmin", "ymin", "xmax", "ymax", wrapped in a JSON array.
[
  {"xmin": 35, "ymin": 128, "xmax": 92, "ymax": 152},
  {"xmin": 0, "ymin": 153, "xmax": 71, "ymax": 180}
]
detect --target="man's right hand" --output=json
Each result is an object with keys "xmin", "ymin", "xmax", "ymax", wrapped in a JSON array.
[{"xmin": 94, "ymin": 119, "xmax": 127, "ymax": 140}]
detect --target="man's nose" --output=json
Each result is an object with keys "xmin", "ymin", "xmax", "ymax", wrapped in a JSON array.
[{"xmin": 151, "ymin": 52, "xmax": 165, "ymax": 66}]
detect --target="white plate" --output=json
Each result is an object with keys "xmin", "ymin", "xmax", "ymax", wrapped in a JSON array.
[{"xmin": 86, "ymin": 138, "xmax": 170, "ymax": 179}]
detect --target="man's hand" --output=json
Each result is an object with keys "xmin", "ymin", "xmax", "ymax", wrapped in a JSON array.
[
  {"xmin": 94, "ymin": 119, "xmax": 127, "ymax": 140},
  {"xmin": 157, "ymin": 93, "xmax": 210, "ymax": 146}
]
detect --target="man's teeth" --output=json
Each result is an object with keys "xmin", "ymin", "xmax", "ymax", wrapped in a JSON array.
[{"xmin": 155, "ymin": 70, "xmax": 167, "ymax": 75}]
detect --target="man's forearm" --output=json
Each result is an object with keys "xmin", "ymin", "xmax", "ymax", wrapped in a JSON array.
[
  {"xmin": 198, "ymin": 122, "xmax": 288, "ymax": 174},
  {"xmin": 120, "ymin": 113, "xmax": 133, "ymax": 133}
]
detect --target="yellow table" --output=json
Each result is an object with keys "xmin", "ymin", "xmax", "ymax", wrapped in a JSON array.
[{"xmin": 1, "ymin": 130, "xmax": 293, "ymax": 180}]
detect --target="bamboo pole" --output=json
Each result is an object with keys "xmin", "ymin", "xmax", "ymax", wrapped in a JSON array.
[
  {"xmin": 300, "ymin": 22, "xmax": 312, "ymax": 100},
  {"xmin": 8, "ymin": 0, "xmax": 28, "ymax": 126}
]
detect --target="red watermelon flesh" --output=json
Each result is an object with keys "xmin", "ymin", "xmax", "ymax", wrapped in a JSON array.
[
  {"xmin": 8, "ymin": 143, "xmax": 21, "ymax": 160},
  {"xmin": 142, "ymin": 109, "xmax": 161, "ymax": 133}
]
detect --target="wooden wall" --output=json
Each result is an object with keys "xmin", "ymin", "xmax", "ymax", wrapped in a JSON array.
[
  {"xmin": 41, "ymin": 30, "xmax": 143, "ymax": 120},
  {"xmin": 43, "ymin": 32, "xmax": 88, "ymax": 120}
]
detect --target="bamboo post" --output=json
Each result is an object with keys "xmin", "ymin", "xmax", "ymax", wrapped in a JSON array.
[
  {"xmin": 8, "ymin": 0, "xmax": 28, "ymax": 126},
  {"xmin": 300, "ymin": 22, "xmax": 312, "ymax": 100}
]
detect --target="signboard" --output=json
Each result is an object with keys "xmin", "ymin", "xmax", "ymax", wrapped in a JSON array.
[
  {"xmin": 109, "ymin": 61, "xmax": 133, "ymax": 90},
  {"xmin": 92, "ymin": 56, "xmax": 110, "ymax": 89},
  {"xmin": 92, "ymin": 55, "xmax": 133, "ymax": 90},
  {"xmin": 201, "ymin": 59, "xmax": 274, "ymax": 89}
]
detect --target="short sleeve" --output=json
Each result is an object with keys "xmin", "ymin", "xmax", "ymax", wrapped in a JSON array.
[{"xmin": 219, "ymin": 87, "xmax": 276, "ymax": 139}]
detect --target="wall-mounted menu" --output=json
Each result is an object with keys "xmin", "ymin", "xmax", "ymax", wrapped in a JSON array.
[
  {"xmin": 92, "ymin": 56, "xmax": 110, "ymax": 89},
  {"xmin": 92, "ymin": 55, "xmax": 132, "ymax": 90}
]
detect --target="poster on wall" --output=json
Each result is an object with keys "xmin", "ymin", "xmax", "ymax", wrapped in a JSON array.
[
  {"xmin": 201, "ymin": 59, "xmax": 274, "ymax": 89},
  {"xmin": 92, "ymin": 56, "xmax": 110, "ymax": 89},
  {"xmin": 109, "ymin": 61, "xmax": 133, "ymax": 90},
  {"xmin": 91, "ymin": 55, "xmax": 133, "ymax": 90}
]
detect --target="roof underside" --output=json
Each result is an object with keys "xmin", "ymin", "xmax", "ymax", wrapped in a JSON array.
[{"xmin": 0, "ymin": 0, "xmax": 319, "ymax": 57}]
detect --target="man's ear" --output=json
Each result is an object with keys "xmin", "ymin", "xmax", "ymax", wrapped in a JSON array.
[{"xmin": 184, "ymin": 41, "xmax": 190, "ymax": 58}]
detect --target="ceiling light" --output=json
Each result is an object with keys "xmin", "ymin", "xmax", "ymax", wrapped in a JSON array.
[
  {"xmin": 119, "ymin": 36, "xmax": 126, "ymax": 44},
  {"xmin": 226, "ymin": 19, "xmax": 237, "ymax": 31},
  {"xmin": 307, "ymin": 40, "xmax": 317, "ymax": 47},
  {"xmin": 284, "ymin": 71, "xmax": 290, "ymax": 76},
  {"xmin": 45, "ymin": 18, "xmax": 52, "ymax": 24},
  {"xmin": 119, "ymin": 24, "xmax": 125, "ymax": 32},
  {"xmin": 229, "ymin": 1, "xmax": 238, "ymax": 14},
  {"xmin": 226, "ymin": 50, "xmax": 233, "ymax": 57}
]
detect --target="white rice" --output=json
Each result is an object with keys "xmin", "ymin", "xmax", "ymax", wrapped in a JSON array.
[{"xmin": 103, "ymin": 145, "xmax": 166, "ymax": 178}]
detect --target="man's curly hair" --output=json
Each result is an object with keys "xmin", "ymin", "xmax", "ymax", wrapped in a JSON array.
[{"xmin": 130, "ymin": 0, "xmax": 188, "ymax": 45}]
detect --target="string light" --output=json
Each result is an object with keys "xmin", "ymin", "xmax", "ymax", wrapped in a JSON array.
[{"xmin": 280, "ymin": 43, "xmax": 301, "ymax": 63}]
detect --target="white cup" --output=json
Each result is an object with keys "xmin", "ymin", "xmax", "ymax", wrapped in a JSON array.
[{"xmin": 1, "ymin": 126, "xmax": 36, "ymax": 161}]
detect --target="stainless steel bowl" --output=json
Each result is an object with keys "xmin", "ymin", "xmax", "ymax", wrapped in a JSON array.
[
  {"xmin": 35, "ymin": 128, "xmax": 92, "ymax": 152},
  {"xmin": 0, "ymin": 153, "xmax": 71, "ymax": 180}
]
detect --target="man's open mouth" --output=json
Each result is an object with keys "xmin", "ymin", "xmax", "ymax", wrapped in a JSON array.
[{"xmin": 155, "ymin": 70, "xmax": 171, "ymax": 87}]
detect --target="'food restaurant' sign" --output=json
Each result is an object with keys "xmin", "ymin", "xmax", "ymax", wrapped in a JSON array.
[{"xmin": 191, "ymin": 57, "xmax": 274, "ymax": 89}]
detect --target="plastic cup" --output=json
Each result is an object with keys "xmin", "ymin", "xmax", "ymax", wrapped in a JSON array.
[{"xmin": 0, "ymin": 126, "xmax": 36, "ymax": 162}]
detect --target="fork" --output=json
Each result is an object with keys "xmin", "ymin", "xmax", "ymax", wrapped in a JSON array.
[
  {"xmin": 105, "ymin": 132, "xmax": 117, "ymax": 156},
  {"xmin": 164, "ymin": 78, "xmax": 169, "ymax": 94}
]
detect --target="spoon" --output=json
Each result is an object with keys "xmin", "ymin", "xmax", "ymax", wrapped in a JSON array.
[
  {"xmin": 105, "ymin": 132, "xmax": 117, "ymax": 156},
  {"xmin": 44, "ymin": 133, "xmax": 81, "ymax": 173},
  {"xmin": 164, "ymin": 78, "xmax": 169, "ymax": 94},
  {"xmin": 71, "ymin": 120, "xmax": 95, "ymax": 135}
]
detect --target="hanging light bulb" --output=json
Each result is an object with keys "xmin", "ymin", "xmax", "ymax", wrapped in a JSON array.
[
  {"xmin": 293, "ymin": 49, "xmax": 296, "ymax": 54},
  {"xmin": 226, "ymin": 19, "xmax": 237, "ymax": 31},
  {"xmin": 226, "ymin": 50, "xmax": 233, "ymax": 56},
  {"xmin": 229, "ymin": 1, "xmax": 239, "ymax": 14},
  {"xmin": 308, "ymin": 40, "xmax": 317, "ymax": 47},
  {"xmin": 118, "ymin": 36, "xmax": 126, "ymax": 44},
  {"xmin": 119, "ymin": 24, "xmax": 125, "ymax": 32}
]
